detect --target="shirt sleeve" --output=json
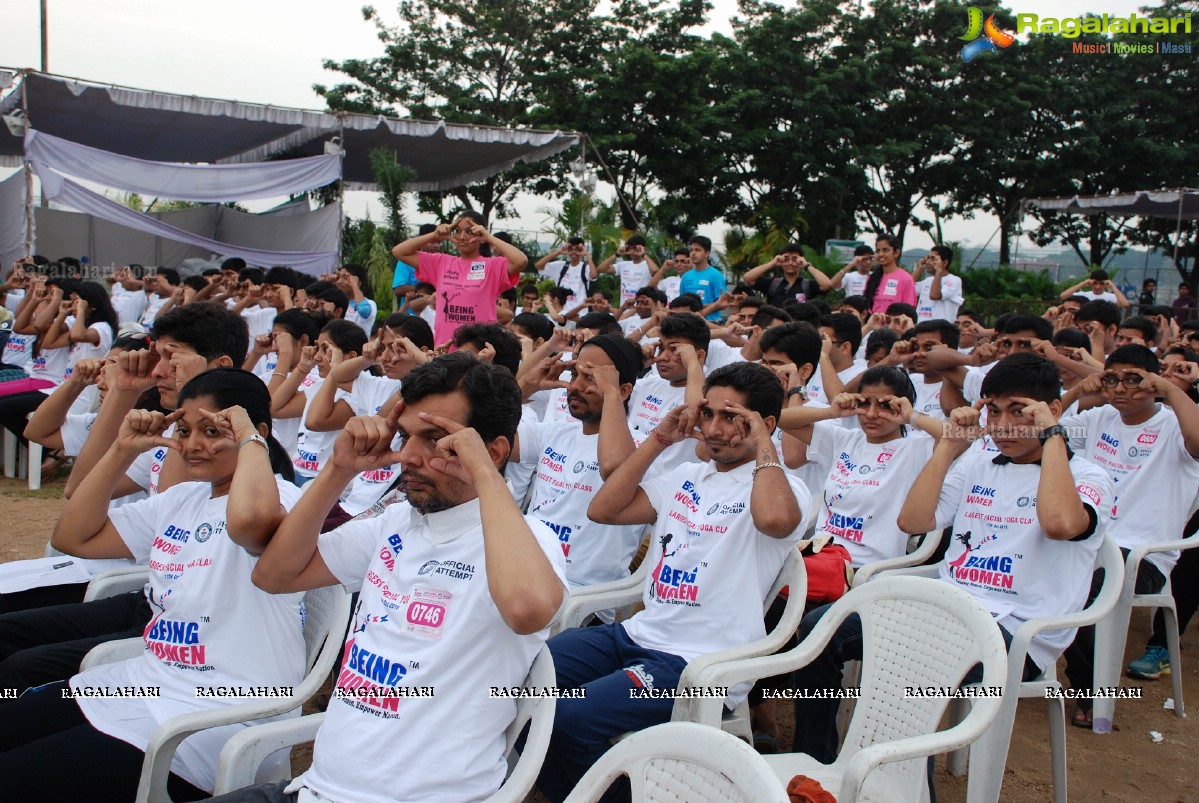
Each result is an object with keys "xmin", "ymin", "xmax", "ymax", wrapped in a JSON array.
[
  {"xmin": 933, "ymin": 454, "xmax": 971, "ymax": 531},
  {"xmin": 392, "ymin": 262, "xmax": 416, "ymax": 289},
  {"xmin": 640, "ymin": 464, "xmax": 685, "ymax": 520},
  {"xmin": 947, "ymin": 276, "xmax": 965, "ymax": 305},
  {"xmin": 517, "ymin": 418, "xmax": 542, "ymax": 467},
  {"xmin": 415, "ymin": 251, "xmax": 445, "ymax": 286},
  {"xmin": 1058, "ymin": 411, "xmax": 1090, "ymax": 453},
  {"xmin": 807, "ymin": 420, "xmax": 845, "ymax": 465},
  {"xmin": 317, "ymin": 516, "xmax": 386, "ymax": 593},
  {"xmin": 108, "ymin": 487, "xmax": 168, "ymax": 561},
  {"xmin": 124, "ymin": 447, "xmax": 155, "ymax": 491},
  {"xmin": 60, "ymin": 414, "xmax": 95, "ymax": 457},
  {"xmin": 900, "ymin": 273, "xmax": 918, "ymax": 306}
]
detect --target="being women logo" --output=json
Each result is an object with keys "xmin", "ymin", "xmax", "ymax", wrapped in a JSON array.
[{"xmin": 960, "ymin": 7, "xmax": 1016, "ymax": 63}]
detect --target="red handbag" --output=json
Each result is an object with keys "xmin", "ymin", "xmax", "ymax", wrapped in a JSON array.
[{"xmin": 797, "ymin": 535, "xmax": 854, "ymax": 603}]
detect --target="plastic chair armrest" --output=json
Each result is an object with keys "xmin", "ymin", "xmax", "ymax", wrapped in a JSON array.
[
  {"xmin": 80, "ymin": 637, "xmax": 144, "ymax": 671},
  {"xmin": 212, "ymin": 714, "xmax": 326, "ymax": 795}
]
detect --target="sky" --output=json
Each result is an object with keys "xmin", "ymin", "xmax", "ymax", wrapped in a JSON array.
[{"xmin": 0, "ymin": 0, "xmax": 1174, "ymax": 263}]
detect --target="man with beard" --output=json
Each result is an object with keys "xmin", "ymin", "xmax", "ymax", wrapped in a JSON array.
[
  {"xmin": 233, "ymin": 353, "xmax": 567, "ymax": 803},
  {"xmin": 512, "ymin": 334, "xmax": 649, "ymax": 596}
]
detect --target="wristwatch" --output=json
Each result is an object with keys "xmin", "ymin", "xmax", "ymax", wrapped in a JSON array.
[
  {"xmin": 238, "ymin": 434, "xmax": 269, "ymax": 451},
  {"xmin": 1038, "ymin": 424, "xmax": 1067, "ymax": 446},
  {"xmin": 787, "ymin": 387, "xmax": 808, "ymax": 401}
]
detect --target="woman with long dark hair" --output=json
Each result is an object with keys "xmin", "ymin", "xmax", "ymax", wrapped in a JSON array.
[
  {"xmin": 863, "ymin": 234, "xmax": 917, "ymax": 314},
  {"xmin": 0, "ymin": 368, "xmax": 304, "ymax": 801}
]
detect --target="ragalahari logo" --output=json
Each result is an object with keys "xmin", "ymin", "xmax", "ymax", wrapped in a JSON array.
[{"xmin": 960, "ymin": 7, "xmax": 1016, "ymax": 63}]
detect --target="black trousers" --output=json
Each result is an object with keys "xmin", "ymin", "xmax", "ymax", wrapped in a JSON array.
[
  {"xmin": 0, "ymin": 680, "xmax": 208, "ymax": 802},
  {"xmin": 0, "ymin": 582, "xmax": 90, "ymax": 615},
  {"xmin": 0, "ymin": 590, "xmax": 151, "ymax": 701},
  {"xmin": 0, "ymin": 389, "xmax": 47, "ymax": 446}
]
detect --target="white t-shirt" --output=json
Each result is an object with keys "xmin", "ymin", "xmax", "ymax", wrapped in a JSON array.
[
  {"xmin": 962, "ymin": 364, "xmax": 995, "ymax": 404},
  {"xmin": 915, "ymin": 274, "xmax": 964, "ymax": 322},
  {"xmin": 703, "ymin": 340, "xmax": 745, "ymax": 373},
  {"xmin": 624, "ymin": 461, "xmax": 812, "ymax": 687},
  {"xmin": 3, "ymin": 288, "xmax": 23, "ymax": 314},
  {"xmin": 614, "ymin": 260, "xmax": 652, "ymax": 304},
  {"xmin": 111, "ymin": 285, "xmax": 148, "ymax": 325},
  {"xmin": 1076, "ymin": 290, "xmax": 1118, "ymax": 304},
  {"xmin": 518, "ymin": 420, "xmax": 645, "ymax": 588},
  {"xmin": 841, "ymin": 271, "xmax": 869, "ymax": 298},
  {"xmin": 61, "ymin": 322, "xmax": 114, "ymax": 407},
  {"xmin": 806, "ymin": 361, "xmax": 867, "ymax": 408},
  {"xmin": 293, "ymin": 379, "xmax": 349, "ymax": 479},
  {"xmin": 933, "ymin": 450, "xmax": 1112, "ymax": 671},
  {"xmin": 304, "ymin": 497, "xmax": 567, "ymax": 803},
  {"xmin": 542, "ymin": 260, "xmax": 590, "ymax": 305},
  {"xmin": 240, "ymin": 306, "xmax": 277, "ymax": 345},
  {"xmin": 346, "ymin": 299, "xmax": 378, "ymax": 338},
  {"xmin": 626, "ymin": 371, "xmax": 702, "ymax": 477},
  {"xmin": 808, "ymin": 423, "xmax": 935, "ymax": 567},
  {"xmin": 619, "ymin": 314, "xmax": 652, "ymax": 337},
  {"xmin": 339, "ymin": 374, "xmax": 404, "ymax": 516},
  {"xmin": 140, "ymin": 294, "xmax": 169, "ymax": 329},
  {"xmin": 72, "ymin": 478, "xmax": 306, "ymax": 792},
  {"xmin": 506, "ymin": 405, "xmax": 541, "ymax": 506},
  {"xmin": 270, "ymin": 367, "xmax": 318, "ymax": 457},
  {"xmin": 124, "ymin": 427, "xmax": 175, "ymax": 496},
  {"xmin": 2, "ymin": 329, "xmax": 36, "ymax": 371},
  {"xmin": 29, "ymin": 340, "xmax": 70, "ymax": 390},
  {"xmin": 1062, "ymin": 405, "xmax": 1199, "ymax": 576},
  {"xmin": 248, "ymin": 352, "xmax": 280, "ymax": 385},
  {"xmin": 658, "ymin": 275, "xmax": 682, "ymax": 303},
  {"xmin": 913, "ymin": 378, "xmax": 946, "ymax": 420}
]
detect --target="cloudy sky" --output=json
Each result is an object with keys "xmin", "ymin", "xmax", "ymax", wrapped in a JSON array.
[{"xmin": 1, "ymin": 0, "xmax": 1166, "ymax": 258}]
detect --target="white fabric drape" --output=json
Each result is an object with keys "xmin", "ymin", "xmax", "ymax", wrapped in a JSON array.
[
  {"xmin": 25, "ymin": 129, "xmax": 341, "ymax": 202},
  {"xmin": 34, "ymin": 167, "xmax": 338, "ymax": 274}
]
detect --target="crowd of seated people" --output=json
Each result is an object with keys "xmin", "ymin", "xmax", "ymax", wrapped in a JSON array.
[{"xmin": 0, "ymin": 225, "xmax": 1195, "ymax": 801}]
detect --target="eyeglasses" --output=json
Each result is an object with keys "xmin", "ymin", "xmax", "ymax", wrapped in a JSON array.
[{"xmin": 1099, "ymin": 373, "xmax": 1143, "ymax": 389}]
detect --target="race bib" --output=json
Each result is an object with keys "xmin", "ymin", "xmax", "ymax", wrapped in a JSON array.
[{"xmin": 403, "ymin": 587, "xmax": 452, "ymax": 640}]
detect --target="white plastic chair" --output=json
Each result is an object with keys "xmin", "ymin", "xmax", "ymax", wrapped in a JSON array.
[
  {"xmin": 2, "ymin": 419, "xmax": 41, "ymax": 490},
  {"xmin": 558, "ymin": 549, "xmax": 807, "ymax": 743},
  {"xmin": 81, "ymin": 565, "xmax": 149, "ymax": 603},
  {"xmin": 877, "ymin": 533, "xmax": 1124, "ymax": 803},
  {"xmin": 851, "ymin": 529, "xmax": 944, "ymax": 587},
  {"xmin": 1090, "ymin": 529, "xmax": 1199, "ymax": 733},
  {"xmin": 212, "ymin": 643, "xmax": 558, "ymax": 803},
  {"xmin": 80, "ymin": 585, "xmax": 352, "ymax": 803},
  {"xmin": 675, "ymin": 575, "xmax": 1009, "ymax": 803},
  {"xmin": 561, "ymin": 721, "xmax": 790, "ymax": 803}
]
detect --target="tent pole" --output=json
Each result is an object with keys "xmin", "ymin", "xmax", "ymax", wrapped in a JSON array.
[
  {"xmin": 21, "ymin": 74, "xmax": 34, "ymax": 259},
  {"xmin": 336, "ymin": 116, "xmax": 345, "ymax": 266},
  {"xmin": 1173, "ymin": 191, "xmax": 1187, "ymax": 286}
]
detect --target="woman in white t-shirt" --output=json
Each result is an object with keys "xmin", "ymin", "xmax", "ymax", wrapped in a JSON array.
[
  {"xmin": 337, "ymin": 263, "xmax": 378, "ymax": 338},
  {"xmin": 779, "ymin": 366, "xmax": 945, "ymax": 568},
  {"xmin": 0, "ymin": 368, "xmax": 306, "ymax": 801}
]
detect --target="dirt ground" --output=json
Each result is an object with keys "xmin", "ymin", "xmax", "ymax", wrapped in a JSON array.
[{"xmin": 3, "ymin": 474, "xmax": 1195, "ymax": 801}]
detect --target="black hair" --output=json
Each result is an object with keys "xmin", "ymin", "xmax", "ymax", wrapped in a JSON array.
[
  {"xmin": 840, "ymin": 295, "xmax": 868, "ymax": 314},
  {"xmin": 547, "ymin": 287, "xmax": 571, "ymax": 306},
  {"xmin": 177, "ymin": 368, "xmax": 294, "ymax": 482},
  {"xmin": 704, "ymin": 362, "xmax": 784, "ymax": 427},
  {"xmin": 111, "ymin": 332, "xmax": 152, "ymax": 353},
  {"xmin": 625, "ymin": 234, "xmax": 647, "ymax": 248},
  {"xmin": 339, "ymin": 263, "xmax": 375, "ymax": 300},
  {"xmin": 634, "ymin": 286, "xmax": 664, "ymax": 303},
  {"xmin": 566, "ymin": 236, "xmax": 585, "ymax": 247},
  {"xmin": 579, "ymin": 334, "xmax": 644, "ymax": 389},
  {"xmin": 782, "ymin": 301, "xmax": 821, "ymax": 326},
  {"xmin": 499, "ymin": 287, "xmax": 518, "ymax": 305},
  {"xmin": 980, "ymin": 354, "xmax": 1061, "ymax": 403},
  {"xmin": 183, "ymin": 275, "xmax": 208, "ymax": 292},
  {"xmin": 956, "ymin": 308, "xmax": 985, "ymax": 325},
  {"xmin": 156, "ymin": 268, "xmax": 181, "ymax": 287},
  {"xmin": 930, "ymin": 245, "xmax": 954, "ymax": 264},
  {"xmin": 1105, "ymin": 344, "xmax": 1160, "ymax": 374},
  {"xmin": 321, "ymin": 319, "xmax": 368, "ymax": 356},
  {"xmin": 512, "ymin": 312, "xmax": 553, "ymax": 342},
  {"xmin": 863, "ymin": 234, "xmax": 901, "ymax": 307},
  {"xmin": 866, "ymin": 328, "xmax": 899, "ymax": 360},
  {"xmin": 752, "ymin": 305, "xmax": 792, "ymax": 329},
  {"xmin": 673, "ymin": 247, "xmax": 690, "ymax": 259},
  {"xmin": 732, "ymin": 282, "xmax": 754, "ymax": 295},
  {"xmin": 758, "ymin": 321, "xmax": 822, "ymax": 375},
  {"xmin": 1052, "ymin": 328, "xmax": 1091, "ymax": 350},
  {"xmin": 1064, "ymin": 295, "xmax": 1091, "ymax": 307},
  {"xmin": 400, "ymin": 352, "xmax": 522, "ymax": 449},
  {"xmin": 417, "ymin": 223, "xmax": 437, "ymax": 236},
  {"xmin": 739, "ymin": 295, "xmax": 764, "ymax": 311},
  {"xmin": 779, "ymin": 242, "xmax": 803, "ymax": 255},
  {"xmin": 452, "ymin": 323, "xmax": 522, "ymax": 376},
  {"xmin": 1089, "ymin": 269, "xmax": 1110, "ymax": 282},
  {"xmin": 415, "ymin": 281, "xmax": 436, "ymax": 294},
  {"xmin": 1119, "ymin": 316, "xmax": 1158, "ymax": 343},
  {"xmin": 1075, "ymin": 300, "xmax": 1121, "ymax": 329},
  {"xmin": 72, "ymin": 282, "xmax": 118, "ymax": 333},
  {"xmin": 576, "ymin": 312, "xmax": 622, "ymax": 336},
  {"xmin": 264, "ymin": 266, "xmax": 300, "ymax": 289},
  {"xmin": 885, "ymin": 303, "xmax": 918, "ymax": 324},
  {"xmin": 152, "ymin": 301, "xmax": 248, "ymax": 364},
  {"xmin": 519, "ymin": 283, "xmax": 541, "ymax": 297},
  {"xmin": 201, "ymin": 268, "xmax": 220, "ymax": 278},
  {"xmin": 912, "ymin": 318, "xmax": 960, "ymax": 350},
  {"xmin": 221, "ymin": 257, "xmax": 247, "ymax": 272},
  {"xmin": 668, "ymin": 293, "xmax": 703, "ymax": 312},
  {"xmin": 659, "ymin": 312, "xmax": 711, "ymax": 352},
  {"xmin": 820, "ymin": 313, "xmax": 864, "ymax": 354},
  {"xmin": 852, "ymin": 245, "xmax": 874, "ymax": 257},
  {"xmin": 238, "ymin": 267, "xmax": 265, "ymax": 285},
  {"xmin": 305, "ymin": 280, "xmax": 350, "ymax": 315},
  {"xmin": 272, "ymin": 308, "xmax": 322, "ymax": 345},
  {"xmin": 384, "ymin": 313, "xmax": 435, "ymax": 351},
  {"xmin": 687, "ymin": 234, "xmax": 713, "ymax": 254},
  {"xmin": 858, "ymin": 365, "xmax": 917, "ymax": 405},
  {"xmin": 1000, "ymin": 313, "xmax": 1053, "ymax": 341},
  {"xmin": 457, "ymin": 210, "xmax": 486, "ymax": 227}
]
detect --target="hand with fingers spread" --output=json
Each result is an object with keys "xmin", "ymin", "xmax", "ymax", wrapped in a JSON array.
[
  {"xmin": 828, "ymin": 392, "xmax": 861, "ymax": 419},
  {"xmin": 526, "ymin": 353, "xmax": 573, "ymax": 394},
  {"xmin": 721, "ymin": 400, "xmax": 773, "ymax": 450},
  {"xmin": 1128, "ymin": 368, "xmax": 1174, "ymax": 399},
  {"xmin": 332, "ymin": 403, "xmax": 404, "ymax": 472},
  {"xmin": 197, "ymin": 405, "xmax": 259, "ymax": 446},
  {"xmin": 1010, "ymin": 396, "xmax": 1058, "ymax": 429},
  {"xmin": 420, "ymin": 411, "xmax": 503, "ymax": 484},
  {"xmin": 116, "ymin": 409, "xmax": 184, "ymax": 454},
  {"xmin": 653, "ymin": 401, "xmax": 704, "ymax": 445},
  {"xmin": 1166, "ymin": 360, "xmax": 1199, "ymax": 386}
]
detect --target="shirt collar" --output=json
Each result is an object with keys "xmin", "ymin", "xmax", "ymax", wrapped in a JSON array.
[
  {"xmin": 407, "ymin": 494, "xmax": 486, "ymax": 546},
  {"xmin": 992, "ymin": 443, "xmax": 1075, "ymax": 466},
  {"xmin": 700, "ymin": 459, "xmax": 756, "ymax": 481}
]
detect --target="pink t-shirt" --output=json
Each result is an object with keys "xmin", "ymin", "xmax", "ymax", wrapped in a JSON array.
[
  {"xmin": 869, "ymin": 268, "xmax": 918, "ymax": 313},
  {"xmin": 416, "ymin": 252, "xmax": 518, "ymax": 343}
]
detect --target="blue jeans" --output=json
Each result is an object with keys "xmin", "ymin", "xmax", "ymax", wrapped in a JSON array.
[{"xmin": 538, "ymin": 623, "xmax": 687, "ymax": 803}]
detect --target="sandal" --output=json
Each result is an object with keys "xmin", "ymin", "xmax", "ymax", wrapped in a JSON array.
[
  {"xmin": 753, "ymin": 731, "xmax": 780, "ymax": 754},
  {"xmin": 1070, "ymin": 707, "xmax": 1093, "ymax": 729}
]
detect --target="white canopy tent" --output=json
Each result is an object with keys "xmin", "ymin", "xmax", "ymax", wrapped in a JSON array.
[{"xmin": 0, "ymin": 69, "xmax": 580, "ymax": 272}]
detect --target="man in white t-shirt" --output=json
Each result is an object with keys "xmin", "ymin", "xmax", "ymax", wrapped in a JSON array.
[
  {"xmin": 1059, "ymin": 345, "xmax": 1199, "ymax": 724},
  {"xmin": 220, "ymin": 354, "xmax": 567, "ymax": 803},
  {"xmin": 912, "ymin": 245, "xmax": 965, "ymax": 323},
  {"xmin": 627, "ymin": 313, "xmax": 708, "ymax": 475},
  {"xmin": 1060, "ymin": 269, "xmax": 1131, "ymax": 310},
  {"xmin": 792, "ymin": 354, "xmax": 1112, "ymax": 764},
  {"xmin": 108, "ymin": 264, "xmax": 149, "ymax": 325},
  {"xmin": 537, "ymin": 361, "xmax": 811, "ymax": 800},
  {"xmin": 901, "ymin": 318, "xmax": 961, "ymax": 420},
  {"xmin": 515, "ymin": 335, "xmax": 647, "ymax": 593},
  {"xmin": 536, "ymin": 237, "xmax": 596, "ymax": 306},
  {"xmin": 598, "ymin": 234, "xmax": 659, "ymax": 306},
  {"xmin": 806, "ymin": 313, "xmax": 867, "ymax": 407},
  {"xmin": 829, "ymin": 246, "xmax": 874, "ymax": 299}
]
